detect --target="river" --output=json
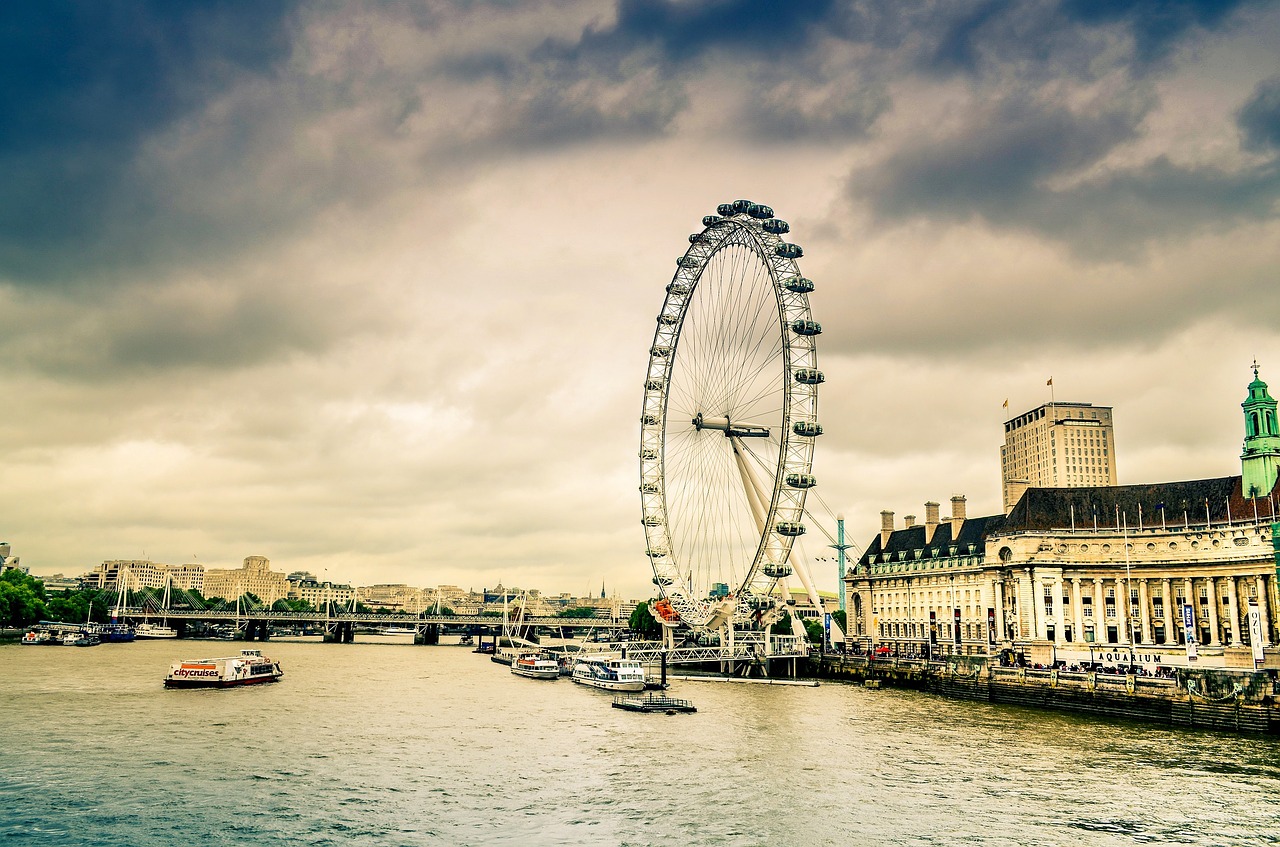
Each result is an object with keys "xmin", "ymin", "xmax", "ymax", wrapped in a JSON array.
[{"xmin": 2, "ymin": 637, "xmax": 1279, "ymax": 846}]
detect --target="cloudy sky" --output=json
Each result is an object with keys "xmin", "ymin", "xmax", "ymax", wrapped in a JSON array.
[{"xmin": 3, "ymin": 1, "xmax": 1279, "ymax": 599}]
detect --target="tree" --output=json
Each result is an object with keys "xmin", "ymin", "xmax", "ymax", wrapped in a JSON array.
[
  {"xmin": 629, "ymin": 601, "xmax": 662, "ymax": 639},
  {"xmin": 832, "ymin": 610, "xmax": 847, "ymax": 633},
  {"xmin": 0, "ymin": 571, "xmax": 46, "ymax": 627},
  {"xmin": 556, "ymin": 606, "xmax": 598, "ymax": 619}
]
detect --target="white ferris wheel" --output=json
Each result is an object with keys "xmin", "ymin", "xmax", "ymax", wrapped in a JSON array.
[{"xmin": 640, "ymin": 200, "xmax": 824, "ymax": 631}]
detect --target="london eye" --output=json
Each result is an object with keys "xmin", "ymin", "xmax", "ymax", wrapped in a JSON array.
[{"xmin": 640, "ymin": 200, "xmax": 822, "ymax": 630}]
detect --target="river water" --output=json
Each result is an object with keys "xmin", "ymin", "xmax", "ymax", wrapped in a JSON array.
[{"xmin": 2, "ymin": 637, "xmax": 1279, "ymax": 846}]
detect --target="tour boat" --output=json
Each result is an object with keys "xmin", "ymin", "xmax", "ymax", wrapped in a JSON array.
[
  {"xmin": 571, "ymin": 655, "xmax": 646, "ymax": 692},
  {"xmin": 510, "ymin": 652, "xmax": 561, "ymax": 680},
  {"xmin": 134, "ymin": 622, "xmax": 178, "ymax": 639},
  {"xmin": 164, "ymin": 649, "xmax": 283, "ymax": 688},
  {"xmin": 20, "ymin": 630, "xmax": 53, "ymax": 645}
]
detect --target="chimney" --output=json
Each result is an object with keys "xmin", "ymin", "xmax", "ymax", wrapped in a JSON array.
[
  {"xmin": 950, "ymin": 495, "xmax": 967, "ymax": 538},
  {"xmin": 924, "ymin": 501, "xmax": 940, "ymax": 543},
  {"xmin": 880, "ymin": 510, "xmax": 894, "ymax": 549},
  {"xmin": 903, "ymin": 514, "xmax": 916, "ymax": 528}
]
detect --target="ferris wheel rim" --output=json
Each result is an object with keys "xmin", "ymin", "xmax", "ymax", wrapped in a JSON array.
[{"xmin": 638, "ymin": 203, "xmax": 820, "ymax": 629}]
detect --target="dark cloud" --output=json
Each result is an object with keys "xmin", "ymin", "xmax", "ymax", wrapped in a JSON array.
[
  {"xmin": 1061, "ymin": 0, "xmax": 1251, "ymax": 64},
  {"xmin": 1239, "ymin": 76, "xmax": 1280, "ymax": 153},
  {"xmin": 855, "ymin": 90, "xmax": 1280, "ymax": 255},
  {"xmin": 0, "ymin": 2, "xmax": 297, "ymax": 283},
  {"xmin": 559, "ymin": 0, "xmax": 842, "ymax": 66}
]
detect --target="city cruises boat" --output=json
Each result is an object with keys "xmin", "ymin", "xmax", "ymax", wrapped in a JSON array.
[
  {"xmin": 134, "ymin": 622, "xmax": 178, "ymax": 639},
  {"xmin": 571, "ymin": 655, "xmax": 646, "ymax": 692},
  {"xmin": 20, "ymin": 630, "xmax": 53, "ymax": 645},
  {"xmin": 164, "ymin": 649, "xmax": 283, "ymax": 689},
  {"xmin": 510, "ymin": 652, "xmax": 560, "ymax": 680}
]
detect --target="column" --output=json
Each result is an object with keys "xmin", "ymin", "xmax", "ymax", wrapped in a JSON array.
[
  {"xmin": 992, "ymin": 579, "xmax": 1005, "ymax": 641},
  {"xmin": 1050, "ymin": 577, "xmax": 1065, "ymax": 644},
  {"xmin": 1205, "ymin": 576, "xmax": 1220, "ymax": 646},
  {"xmin": 1070, "ymin": 577, "xmax": 1085, "ymax": 643},
  {"xmin": 1256, "ymin": 575, "xmax": 1272, "ymax": 648},
  {"xmin": 1028, "ymin": 568, "xmax": 1045, "ymax": 640},
  {"xmin": 1093, "ymin": 578, "xmax": 1105, "ymax": 643},
  {"xmin": 1161, "ymin": 578, "xmax": 1173, "ymax": 644},
  {"xmin": 1227, "ymin": 576, "xmax": 1241, "ymax": 645},
  {"xmin": 1117, "ymin": 577, "xmax": 1131, "ymax": 645},
  {"xmin": 1138, "ymin": 578, "xmax": 1152, "ymax": 644}
]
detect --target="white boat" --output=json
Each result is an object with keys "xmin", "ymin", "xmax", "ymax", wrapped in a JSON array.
[
  {"xmin": 134, "ymin": 622, "xmax": 178, "ymax": 639},
  {"xmin": 164, "ymin": 649, "xmax": 283, "ymax": 688},
  {"xmin": 511, "ymin": 652, "xmax": 560, "ymax": 680},
  {"xmin": 571, "ymin": 655, "xmax": 646, "ymax": 692},
  {"xmin": 375, "ymin": 626, "xmax": 415, "ymax": 636}
]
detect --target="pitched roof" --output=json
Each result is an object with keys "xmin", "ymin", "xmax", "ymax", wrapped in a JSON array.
[{"xmin": 1004, "ymin": 475, "xmax": 1280, "ymax": 531}]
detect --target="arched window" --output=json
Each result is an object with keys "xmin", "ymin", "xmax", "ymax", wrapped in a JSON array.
[{"xmin": 1249, "ymin": 411, "xmax": 1260, "ymax": 437}]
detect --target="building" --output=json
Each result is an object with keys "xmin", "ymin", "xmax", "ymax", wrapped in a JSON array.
[
  {"xmin": 0, "ymin": 541, "xmax": 19, "ymax": 571},
  {"xmin": 203, "ymin": 555, "xmax": 289, "ymax": 604},
  {"xmin": 85, "ymin": 560, "xmax": 204, "ymax": 592},
  {"xmin": 1001, "ymin": 401, "xmax": 1116, "ymax": 512},
  {"xmin": 850, "ymin": 368, "xmax": 1280, "ymax": 671},
  {"xmin": 288, "ymin": 577, "xmax": 355, "ymax": 608}
]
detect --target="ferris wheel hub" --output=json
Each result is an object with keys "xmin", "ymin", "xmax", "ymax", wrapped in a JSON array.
[{"xmin": 692, "ymin": 413, "xmax": 770, "ymax": 438}]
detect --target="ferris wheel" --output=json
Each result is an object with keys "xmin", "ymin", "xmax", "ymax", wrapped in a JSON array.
[{"xmin": 640, "ymin": 200, "xmax": 822, "ymax": 630}]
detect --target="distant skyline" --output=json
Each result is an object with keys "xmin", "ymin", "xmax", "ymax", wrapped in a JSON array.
[{"xmin": 2, "ymin": 2, "xmax": 1279, "ymax": 600}]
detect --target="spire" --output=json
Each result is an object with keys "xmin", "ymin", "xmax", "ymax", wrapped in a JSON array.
[{"xmin": 1241, "ymin": 362, "xmax": 1280, "ymax": 498}]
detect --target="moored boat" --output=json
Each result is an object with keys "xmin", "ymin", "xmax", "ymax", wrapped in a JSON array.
[
  {"xmin": 20, "ymin": 630, "xmax": 53, "ymax": 645},
  {"xmin": 134, "ymin": 622, "xmax": 178, "ymax": 639},
  {"xmin": 164, "ymin": 649, "xmax": 283, "ymax": 688},
  {"xmin": 510, "ymin": 652, "xmax": 560, "ymax": 680},
  {"xmin": 571, "ymin": 655, "xmax": 646, "ymax": 692}
]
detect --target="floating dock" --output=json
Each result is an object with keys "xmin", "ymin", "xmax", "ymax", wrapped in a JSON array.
[{"xmin": 611, "ymin": 694, "xmax": 697, "ymax": 713}]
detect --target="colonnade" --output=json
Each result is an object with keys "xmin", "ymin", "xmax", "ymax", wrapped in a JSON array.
[{"xmin": 1004, "ymin": 569, "xmax": 1276, "ymax": 648}]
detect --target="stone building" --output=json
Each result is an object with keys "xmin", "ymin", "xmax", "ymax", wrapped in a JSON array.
[
  {"xmin": 848, "ymin": 367, "xmax": 1280, "ymax": 671},
  {"xmin": 86, "ymin": 559, "xmax": 205, "ymax": 592},
  {"xmin": 203, "ymin": 555, "xmax": 289, "ymax": 604},
  {"xmin": 1001, "ymin": 401, "xmax": 1117, "ymax": 512}
]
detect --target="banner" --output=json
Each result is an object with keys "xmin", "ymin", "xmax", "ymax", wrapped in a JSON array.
[
  {"xmin": 987, "ymin": 608, "xmax": 996, "ymax": 645},
  {"xmin": 823, "ymin": 612, "xmax": 831, "ymax": 650},
  {"xmin": 929, "ymin": 610, "xmax": 937, "ymax": 645},
  {"xmin": 953, "ymin": 608, "xmax": 961, "ymax": 646},
  {"xmin": 1182, "ymin": 603, "xmax": 1197, "ymax": 662},
  {"xmin": 1249, "ymin": 603, "xmax": 1265, "ymax": 669}
]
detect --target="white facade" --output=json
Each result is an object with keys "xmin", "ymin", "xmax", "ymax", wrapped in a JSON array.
[
  {"xmin": 203, "ymin": 555, "xmax": 289, "ymax": 604},
  {"xmin": 87, "ymin": 559, "xmax": 205, "ymax": 592},
  {"xmin": 1002, "ymin": 402, "xmax": 1116, "ymax": 512}
]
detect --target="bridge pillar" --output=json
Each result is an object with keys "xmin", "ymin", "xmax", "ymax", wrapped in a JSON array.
[
  {"xmin": 415, "ymin": 624, "xmax": 439, "ymax": 645},
  {"xmin": 342, "ymin": 621, "xmax": 354, "ymax": 643},
  {"xmin": 258, "ymin": 621, "xmax": 270, "ymax": 641}
]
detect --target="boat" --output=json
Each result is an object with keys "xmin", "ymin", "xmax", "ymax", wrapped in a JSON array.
[
  {"xmin": 510, "ymin": 652, "xmax": 560, "ymax": 680},
  {"xmin": 20, "ymin": 630, "xmax": 53, "ymax": 645},
  {"xmin": 134, "ymin": 622, "xmax": 179, "ymax": 639},
  {"xmin": 375, "ymin": 626, "xmax": 415, "ymax": 636},
  {"xmin": 571, "ymin": 655, "xmax": 646, "ymax": 692},
  {"xmin": 164, "ymin": 649, "xmax": 284, "ymax": 688},
  {"xmin": 459, "ymin": 634, "xmax": 475, "ymax": 647},
  {"xmin": 62, "ymin": 631, "xmax": 99, "ymax": 647},
  {"xmin": 91, "ymin": 622, "xmax": 136, "ymax": 643}
]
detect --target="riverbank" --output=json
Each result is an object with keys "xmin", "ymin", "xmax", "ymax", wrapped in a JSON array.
[{"xmin": 811, "ymin": 654, "xmax": 1280, "ymax": 734}]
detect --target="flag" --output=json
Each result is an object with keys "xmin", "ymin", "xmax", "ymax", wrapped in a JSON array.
[
  {"xmin": 1002, "ymin": 398, "xmax": 1008, "ymax": 409},
  {"xmin": 1046, "ymin": 377, "xmax": 1053, "ymax": 386}
]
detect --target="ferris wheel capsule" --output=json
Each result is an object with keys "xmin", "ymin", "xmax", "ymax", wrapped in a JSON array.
[
  {"xmin": 763, "ymin": 564, "xmax": 793, "ymax": 579},
  {"xmin": 763, "ymin": 219, "xmax": 790, "ymax": 235},
  {"xmin": 731, "ymin": 199, "xmax": 753, "ymax": 213},
  {"xmin": 702, "ymin": 215, "xmax": 722, "ymax": 227},
  {"xmin": 794, "ymin": 368, "xmax": 824, "ymax": 384},
  {"xmin": 775, "ymin": 242, "xmax": 803, "ymax": 259},
  {"xmin": 790, "ymin": 319, "xmax": 822, "ymax": 336},
  {"xmin": 716, "ymin": 203, "xmax": 736, "ymax": 216},
  {"xmin": 747, "ymin": 203, "xmax": 773, "ymax": 219},
  {"xmin": 782, "ymin": 277, "xmax": 814, "ymax": 293}
]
